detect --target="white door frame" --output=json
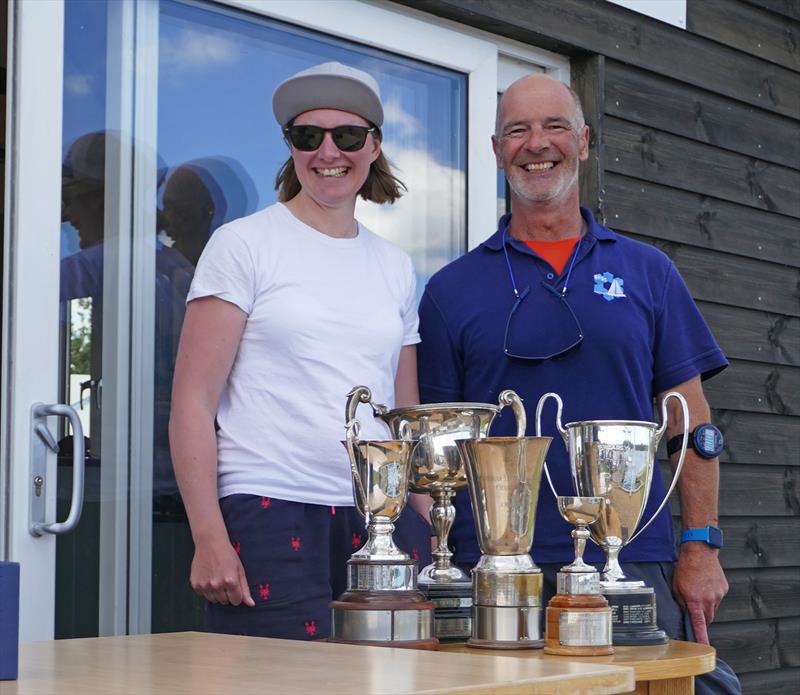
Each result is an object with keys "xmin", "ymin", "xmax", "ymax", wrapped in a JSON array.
[{"xmin": 1, "ymin": 0, "xmax": 66, "ymax": 642}]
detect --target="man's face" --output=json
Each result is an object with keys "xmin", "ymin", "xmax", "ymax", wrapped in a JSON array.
[{"xmin": 492, "ymin": 77, "xmax": 589, "ymax": 210}]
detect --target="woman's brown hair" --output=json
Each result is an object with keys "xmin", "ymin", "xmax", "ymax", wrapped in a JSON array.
[{"xmin": 274, "ymin": 129, "xmax": 406, "ymax": 205}]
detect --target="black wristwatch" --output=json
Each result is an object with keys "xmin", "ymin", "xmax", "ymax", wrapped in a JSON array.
[{"xmin": 666, "ymin": 423, "xmax": 723, "ymax": 459}]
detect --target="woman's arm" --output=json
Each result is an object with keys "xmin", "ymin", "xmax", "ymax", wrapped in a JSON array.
[{"xmin": 169, "ymin": 296, "xmax": 254, "ymax": 606}]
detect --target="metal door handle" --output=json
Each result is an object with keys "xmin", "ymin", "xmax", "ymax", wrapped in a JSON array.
[{"xmin": 29, "ymin": 402, "xmax": 86, "ymax": 537}]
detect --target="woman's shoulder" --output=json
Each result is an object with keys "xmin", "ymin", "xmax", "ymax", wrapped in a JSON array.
[
  {"xmin": 209, "ymin": 203, "xmax": 292, "ymax": 252},
  {"xmin": 358, "ymin": 223, "xmax": 413, "ymax": 265}
]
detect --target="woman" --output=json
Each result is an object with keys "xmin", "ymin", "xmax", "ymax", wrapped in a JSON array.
[{"xmin": 169, "ymin": 62, "xmax": 432, "ymax": 640}]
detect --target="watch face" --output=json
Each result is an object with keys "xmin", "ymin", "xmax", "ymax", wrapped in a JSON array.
[
  {"xmin": 693, "ymin": 424, "xmax": 724, "ymax": 458},
  {"xmin": 708, "ymin": 526, "xmax": 723, "ymax": 548}
]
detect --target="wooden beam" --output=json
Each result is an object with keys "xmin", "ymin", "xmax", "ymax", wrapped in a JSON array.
[
  {"xmin": 628, "ymin": 233, "xmax": 800, "ymax": 318},
  {"xmin": 704, "ymin": 359, "xmax": 799, "ymax": 416},
  {"xmin": 716, "ymin": 568, "xmax": 800, "ymax": 622},
  {"xmin": 605, "ymin": 61, "xmax": 799, "ymax": 169},
  {"xmin": 740, "ymin": 0, "xmax": 800, "ymax": 23},
  {"xmin": 392, "ymin": 0, "xmax": 800, "ymax": 118},
  {"xmin": 571, "ymin": 53, "xmax": 606, "ymax": 222},
  {"xmin": 712, "ymin": 409, "xmax": 799, "ymax": 467},
  {"xmin": 605, "ymin": 118, "xmax": 800, "ymax": 218},
  {"xmin": 708, "ymin": 618, "xmax": 784, "ymax": 672},
  {"xmin": 699, "ymin": 302, "xmax": 800, "ymax": 368},
  {"xmin": 664, "ymin": 463, "xmax": 800, "ymax": 516},
  {"xmin": 714, "ymin": 517, "xmax": 800, "ymax": 568},
  {"xmin": 739, "ymin": 668, "xmax": 800, "ymax": 695},
  {"xmin": 605, "ymin": 174, "xmax": 800, "ymax": 268},
  {"xmin": 687, "ymin": 0, "xmax": 800, "ymax": 72}
]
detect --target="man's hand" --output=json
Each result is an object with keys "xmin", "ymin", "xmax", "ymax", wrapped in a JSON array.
[
  {"xmin": 190, "ymin": 535, "xmax": 255, "ymax": 607},
  {"xmin": 673, "ymin": 541, "xmax": 728, "ymax": 644}
]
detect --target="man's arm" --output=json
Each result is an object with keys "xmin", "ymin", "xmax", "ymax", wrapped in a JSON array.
[{"xmin": 659, "ymin": 375, "xmax": 728, "ymax": 645}]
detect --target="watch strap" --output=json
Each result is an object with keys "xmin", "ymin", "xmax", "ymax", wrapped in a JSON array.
[
  {"xmin": 666, "ymin": 432, "xmax": 685, "ymax": 458},
  {"xmin": 680, "ymin": 526, "xmax": 723, "ymax": 548}
]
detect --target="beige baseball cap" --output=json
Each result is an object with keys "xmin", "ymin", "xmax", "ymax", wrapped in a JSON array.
[{"xmin": 272, "ymin": 61, "xmax": 383, "ymax": 128}]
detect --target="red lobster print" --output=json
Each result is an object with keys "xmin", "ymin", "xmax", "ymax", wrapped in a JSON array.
[
  {"xmin": 305, "ymin": 620, "xmax": 317, "ymax": 637},
  {"xmin": 291, "ymin": 536, "xmax": 301, "ymax": 551},
  {"xmin": 259, "ymin": 583, "xmax": 270, "ymax": 601}
]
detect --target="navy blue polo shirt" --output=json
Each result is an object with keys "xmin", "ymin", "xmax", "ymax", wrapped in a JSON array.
[{"xmin": 418, "ymin": 208, "xmax": 727, "ymax": 565}]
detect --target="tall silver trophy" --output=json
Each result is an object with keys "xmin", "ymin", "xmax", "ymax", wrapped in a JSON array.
[
  {"xmin": 344, "ymin": 386, "xmax": 526, "ymax": 640},
  {"xmin": 329, "ymin": 409, "xmax": 437, "ymax": 650},
  {"xmin": 457, "ymin": 434, "xmax": 551, "ymax": 648},
  {"xmin": 536, "ymin": 392, "xmax": 689, "ymax": 645}
]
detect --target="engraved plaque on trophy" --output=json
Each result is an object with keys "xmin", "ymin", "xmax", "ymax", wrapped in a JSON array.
[
  {"xmin": 544, "ymin": 496, "xmax": 613, "ymax": 656},
  {"xmin": 536, "ymin": 391, "xmax": 689, "ymax": 645}
]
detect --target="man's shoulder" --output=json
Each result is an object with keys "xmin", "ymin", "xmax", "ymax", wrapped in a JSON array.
[
  {"xmin": 595, "ymin": 222, "xmax": 673, "ymax": 268},
  {"xmin": 427, "ymin": 241, "xmax": 494, "ymax": 291}
]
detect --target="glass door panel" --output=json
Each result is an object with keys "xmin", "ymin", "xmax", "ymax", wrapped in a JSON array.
[{"xmin": 148, "ymin": 0, "xmax": 467, "ymax": 631}]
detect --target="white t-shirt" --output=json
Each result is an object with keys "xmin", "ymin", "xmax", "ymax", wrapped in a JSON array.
[{"xmin": 187, "ymin": 203, "xmax": 420, "ymax": 505}]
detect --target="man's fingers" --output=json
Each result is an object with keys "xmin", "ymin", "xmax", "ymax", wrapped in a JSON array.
[{"xmin": 688, "ymin": 603, "xmax": 709, "ymax": 645}]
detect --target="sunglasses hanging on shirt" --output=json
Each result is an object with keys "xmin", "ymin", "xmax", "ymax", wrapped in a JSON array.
[
  {"xmin": 283, "ymin": 124, "xmax": 378, "ymax": 152},
  {"xmin": 502, "ymin": 220, "xmax": 585, "ymax": 361}
]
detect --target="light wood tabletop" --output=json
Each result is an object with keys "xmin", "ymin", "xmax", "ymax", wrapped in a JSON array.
[
  {"xmin": 441, "ymin": 640, "xmax": 716, "ymax": 695},
  {"xmin": 1, "ymin": 631, "xmax": 636, "ymax": 695}
]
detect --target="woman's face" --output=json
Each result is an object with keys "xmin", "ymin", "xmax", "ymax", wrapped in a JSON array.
[{"xmin": 289, "ymin": 108, "xmax": 380, "ymax": 211}]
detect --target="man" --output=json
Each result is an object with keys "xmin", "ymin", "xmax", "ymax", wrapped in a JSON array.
[{"xmin": 418, "ymin": 74, "xmax": 740, "ymax": 693}]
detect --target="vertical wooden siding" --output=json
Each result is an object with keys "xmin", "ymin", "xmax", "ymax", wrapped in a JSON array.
[{"xmin": 394, "ymin": 1, "xmax": 799, "ymax": 691}]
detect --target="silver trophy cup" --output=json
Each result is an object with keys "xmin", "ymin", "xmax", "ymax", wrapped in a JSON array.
[
  {"xmin": 344, "ymin": 386, "xmax": 526, "ymax": 640},
  {"xmin": 535, "ymin": 391, "xmax": 689, "ymax": 644},
  {"xmin": 329, "ymin": 414, "xmax": 436, "ymax": 649},
  {"xmin": 457, "ymin": 435, "xmax": 551, "ymax": 648}
]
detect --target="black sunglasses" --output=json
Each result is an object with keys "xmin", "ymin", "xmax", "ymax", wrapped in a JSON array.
[
  {"xmin": 501, "ymin": 220, "xmax": 585, "ymax": 361},
  {"xmin": 283, "ymin": 124, "xmax": 378, "ymax": 152}
]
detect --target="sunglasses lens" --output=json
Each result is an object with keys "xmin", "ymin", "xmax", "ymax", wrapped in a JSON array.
[
  {"xmin": 287, "ymin": 125, "xmax": 324, "ymax": 151},
  {"xmin": 331, "ymin": 126, "xmax": 368, "ymax": 151},
  {"xmin": 286, "ymin": 125, "xmax": 371, "ymax": 152}
]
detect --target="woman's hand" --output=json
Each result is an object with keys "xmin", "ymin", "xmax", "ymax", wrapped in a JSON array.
[{"xmin": 190, "ymin": 533, "xmax": 255, "ymax": 607}]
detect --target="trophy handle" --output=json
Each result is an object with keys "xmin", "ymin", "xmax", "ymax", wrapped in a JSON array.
[
  {"xmin": 535, "ymin": 392, "xmax": 567, "ymax": 499},
  {"xmin": 344, "ymin": 418, "xmax": 371, "ymax": 526},
  {"xmin": 345, "ymin": 385, "xmax": 389, "ymax": 425},
  {"xmin": 629, "ymin": 391, "xmax": 690, "ymax": 544},
  {"xmin": 498, "ymin": 389, "xmax": 526, "ymax": 437}
]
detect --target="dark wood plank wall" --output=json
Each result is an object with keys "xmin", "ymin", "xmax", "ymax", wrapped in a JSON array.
[{"xmin": 393, "ymin": 0, "xmax": 799, "ymax": 691}]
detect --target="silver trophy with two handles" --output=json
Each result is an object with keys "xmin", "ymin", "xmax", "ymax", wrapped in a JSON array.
[
  {"xmin": 329, "ymin": 402, "xmax": 437, "ymax": 650},
  {"xmin": 536, "ymin": 391, "xmax": 689, "ymax": 645},
  {"xmin": 344, "ymin": 386, "xmax": 527, "ymax": 640}
]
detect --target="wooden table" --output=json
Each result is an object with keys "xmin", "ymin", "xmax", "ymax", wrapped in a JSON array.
[
  {"xmin": 1, "ymin": 631, "xmax": 634, "ymax": 695},
  {"xmin": 441, "ymin": 640, "xmax": 716, "ymax": 695}
]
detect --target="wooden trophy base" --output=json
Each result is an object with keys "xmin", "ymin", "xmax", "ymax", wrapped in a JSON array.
[
  {"xmin": 544, "ymin": 593, "xmax": 614, "ymax": 656},
  {"xmin": 329, "ymin": 590, "xmax": 439, "ymax": 651}
]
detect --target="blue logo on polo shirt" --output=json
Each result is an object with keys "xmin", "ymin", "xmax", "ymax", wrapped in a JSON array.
[{"xmin": 593, "ymin": 272, "xmax": 626, "ymax": 302}]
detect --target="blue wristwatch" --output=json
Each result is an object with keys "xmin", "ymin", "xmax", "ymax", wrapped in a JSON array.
[
  {"xmin": 680, "ymin": 526, "xmax": 723, "ymax": 548},
  {"xmin": 667, "ymin": 423, "xmax": 723, "ymax": 459}
]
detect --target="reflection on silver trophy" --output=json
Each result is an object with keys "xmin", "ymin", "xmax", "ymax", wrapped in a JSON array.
[
  {"xmin": 329, "ymin": 399, "xmax": 437, "ymax": 650},
  {"xmin": 536, "ymin": 391, "xmax": 689, "ymax": 645},
  {"xmin": 544, "ymin": 496, "xmax": 613, "ymax": 656},
  {"xmin": 457, "ymin": 432, "xmax": 551, "ymax": 649},
  {"xmin": 344, "ymin": 386, "xmax": 526, "ymax": 640}
]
